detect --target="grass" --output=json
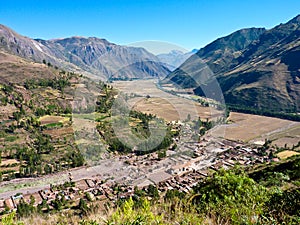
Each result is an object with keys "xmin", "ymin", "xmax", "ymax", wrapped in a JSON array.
[
  {"xmin": 95, "ymin": 114, "xmax": 110, "ymax": 121},
  {"xmin": 39, "ymin": 115, "xmax": 70, "ymax": 126},
  {"xmin": 277, "ymin": 150, "xmax": 300, "ymax": 159},
  {"xmin": 72, "ymin": 113, "xmax": 96, "ymax": 121},
  {"xmin": 43, "ymin": 122, "xmax": 63, "ymax": 129},
  {"xmin": 4, "ymin": 135, "xmax": 18, "ymax": 142}
]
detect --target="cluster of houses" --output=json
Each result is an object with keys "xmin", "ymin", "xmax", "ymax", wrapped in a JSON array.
[
  {"xmin": 157, "ymin": 170, "xmax": 207, "ymax": 193},
  {"xmin": 211, "ymin": 138, "xmax": 279, "ymax": 170},
  {"xmin": 0, "ymin": 178, "xmax": 108, "ymax": 214},
  {"xmin": 0, "ymin": 121, "xmax": 280, "ymax": 216}
]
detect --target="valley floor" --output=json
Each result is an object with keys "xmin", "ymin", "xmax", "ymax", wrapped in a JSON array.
[{"xmin": 1, "ymin": 79, "xmax": 299, "ymax": 215}]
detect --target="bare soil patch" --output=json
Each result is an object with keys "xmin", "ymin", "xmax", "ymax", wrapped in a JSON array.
[
  {"xmin": 43, "ymin": 126, "xmax": 74, "ymax": 138},
  {"xmin": 224, "ymin": 112, "xmax": 299, "ymax": 142},
  {"xmin": 1, "ymin": 159, "xmax": 20, "ymax": 166}
]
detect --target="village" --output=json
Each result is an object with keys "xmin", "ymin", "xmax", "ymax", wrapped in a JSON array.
[{"xmin": 0, "ymin": 121, "xmax": 278, "ymax": 215}]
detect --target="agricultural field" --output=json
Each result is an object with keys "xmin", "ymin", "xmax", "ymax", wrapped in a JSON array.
[
  {"xmin": 222, "ymin": 112, "xmax": 300, "ymax": 142},
  {"xmin": 113, "ymin": 79, "xmax": 222, "ymax": 121},
  {"xmin": 39, "ymin": 115, "xmax": 70, "ymax": 126},
  {"xmin": 264, "ymin": 124, "xmax": 300, "ymax": 149},
  {"xmin": 113, "ymin": 80, "xmax": 300, "ymax": 150}
]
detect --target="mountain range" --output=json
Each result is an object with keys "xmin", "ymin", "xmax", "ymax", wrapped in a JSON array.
[
  {"xmin": 1, "ymin": 15, "xmax": 300, "ymax": 114},
  {"xmin": 0, "ymin": 24, "xmax": 170, "ymax": 80},
  {"xmin": 164, "ymin": 15, "xmax": 300, "ymax": 113}
]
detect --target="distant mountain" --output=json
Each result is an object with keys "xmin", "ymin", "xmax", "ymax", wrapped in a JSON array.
[
  {"xmin": 0, "ymin": 25, "xmax": 170, "ymax": 80},
  {"xmin": 163, "ymin": 27, "xmax": 266, "ymax": 88},
  {"xmin": 163, "ymin": 15, "xmax": 300, "ymax": 113},
  {"xmin": 127, "ymin": 41, "xmax": 189, "ymax": 55},
  {"xmin": 157, "ymin": 50, "xmax": 196, "ymax": 71}
]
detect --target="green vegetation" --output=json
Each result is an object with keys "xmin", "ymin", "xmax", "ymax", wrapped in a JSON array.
[
  {"xmin": 17, "ymin": 197, "xmax": 36, "ymax": 218},
  {"xmin": 1, "ymin": 212, "xmax": 24, "ymax": 225},
  {"xmin": 24, "ymin": 77, "xmax": 70, "ymax": 91},
  {"xmin": 0, "ymin": 69, "xmax": 84, "ymax": 180},
  {"xmin": 42, "ymin": 122, "xmax": 63, "ymax": 129},
  {"xmin": 249, "ymin": 156, "xmax": 300, "ymax": 185},
  {"xmin": 94, "ymin": 84, "xmax": 175, "ymax": 155},
  {"xmin": 1, "ymin": 56, "xmax": 300, "ymax": 225},
  {"xmin": 5, "ymin": 157, "xmax": 300, "ymax": 224},
  {"xmin": 192, "ymin": 169, "xmax": 268, "ymax": 224},
  {"xmin": 227, "ymin": 104, "xmax": 300, "ymax": 121},
  {"xmin": 97, "ymin": 111, "xmax": 174, "ymax": 155}
]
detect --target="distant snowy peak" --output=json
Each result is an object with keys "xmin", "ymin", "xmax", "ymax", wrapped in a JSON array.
[{"xmin": 157, "ymin": 49, "xmax": 197, "ymax": 71}]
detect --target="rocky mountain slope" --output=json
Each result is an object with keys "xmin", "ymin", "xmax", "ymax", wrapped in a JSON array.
[
  {"xmin": 164, "ymin": 15, "xmax": 300, "ymax": 113},
  {"xmin": 0, "ymin": 25, "xmax": 170, "ymax": 80},
  {"xmin": 163, "ymin": 27, "xmax": 265, "ymax": 87},
  {"xmin": 0, "ymin": 24, "xmax": 87, "ymax": 76}
]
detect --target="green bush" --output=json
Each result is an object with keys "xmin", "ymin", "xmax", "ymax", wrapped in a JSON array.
[{"xmin": 192, "ymin": 169, "xmax": 269, "ymax": 224}]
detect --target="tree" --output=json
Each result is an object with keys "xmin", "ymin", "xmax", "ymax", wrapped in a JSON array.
[
  {"xmin": 192, "ymin": 169, "xmax": 269, "ymax": 224},
  {"xmin": 6, "ymin": 124, "xmax": 16, "ymax": 133},
  {"xmin": 147, "ymin": 184, "xmax": 159, "ymax": 199},
  {"xmin": 16, "ymin": 199, "xmax": 35, "ymax": 217},
  {"xmin": 44, "ymin": 164, "xmax": 52, "ymax": 174},
  {"xmin": 186, "ymin": 114, "xmax": 191, "ymax": 121},
  {"xmin": 29, "ymin": 195, "xmax": 35, "ymax": 206},
  {"xmin": 267, "ymin": 188, "xmax": 300, "ymax": 220},
  {"xmin": 193, "ymin": 117, "xmax": 202, "ymax": 130},
  {"xmin": 52, "ymin": 193, "xmax": 66, "ymax": 211},
  {"xmin": 164, "ymin": 189, "xmax": 185, "ymax": 201},
  {"xmin": 157, "ymin": 150, "xmax": 166, "ymax": 160},
  {"xmin": 78, "ymin": 198, "xmax": 89, "ymax": 216}
]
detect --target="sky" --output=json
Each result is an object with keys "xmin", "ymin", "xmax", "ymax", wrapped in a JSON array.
[{"xmin": 1, "ymin": 0, "xmax": 300, "ymax": 53}]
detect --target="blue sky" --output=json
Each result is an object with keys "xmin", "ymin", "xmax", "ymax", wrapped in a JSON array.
[{"xmin": 1, "ymin": 0, "xmax": 300, "ymax": 51}]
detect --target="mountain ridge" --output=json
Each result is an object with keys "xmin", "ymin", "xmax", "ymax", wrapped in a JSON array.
[
  {"xmin": 164, "ymin": 15, "xmax": 300, "ymax": 113},
  {"xmin": 0, "ymin": 24, "xmax": 170, "ymax": 80}
]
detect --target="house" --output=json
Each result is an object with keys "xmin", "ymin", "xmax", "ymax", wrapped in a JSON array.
[
  {"xmin": 39, "ymin": 189, "xmax": 56, "ymax": 201},
  {"xmin": 0, "ymin": 200, "xmax": 6, "ymax": 213},
  {"xmin": 96, "ymin": 193, "xmax": 107, "ymax": 201},
  {"xmin": 4, "ymin": 198, "xmax": 14, "ymax": 210},
  {"xmin": 75, "ymin": 179, "xmax": 90, "ymax": 191},
  {"xmin": 168, "ymin": 161, "xmax": 192, "ymax": 176},
  {"xmin": 11, "ymin": 194, "xmax": 23, "ymax": 208},
  {"xmin": 23, "ymin": 193, "xmax": 43, "ymax": 207},
  {"xmin": 85, "ymin": 179, "xmax": 96, "ymax": 188},
  {"xmin": 148, "ymin": 171, "xmax": 172, "ymax": 184}
]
